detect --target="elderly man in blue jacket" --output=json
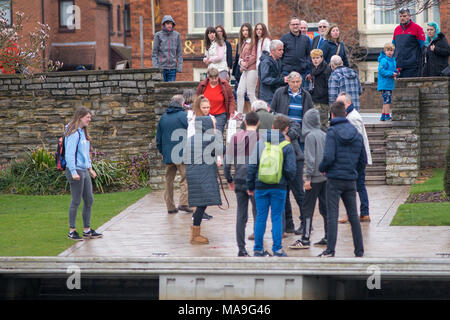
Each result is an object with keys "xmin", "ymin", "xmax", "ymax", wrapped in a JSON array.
[
  {"xmin": 156, "ymin": 94, "xmax": 192, "ymax": 214},
  {"xmin": 318, "ymin": 101, "xmax": 366, "ymax": 258}
]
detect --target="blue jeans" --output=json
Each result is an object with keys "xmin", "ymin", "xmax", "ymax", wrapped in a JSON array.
[
  {"xmin": 254, "ymin": 188, "xmax": 287, "ymax": 253},
  {"xmin": 357, "ymin": 166, "xmax": 369, "ymax": 216},
  {"xmin": 212, "ymin": 112, "xmax": 227, "ymax": 135},
  {"xmin": 326, "ymin": 178, "xmax": 364, "ymax": 256},
  {"xmin": 163, "ymin": 69, "xmax": 177, "ymax": 82}
]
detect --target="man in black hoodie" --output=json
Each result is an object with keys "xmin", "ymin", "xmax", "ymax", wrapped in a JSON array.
[{"xmin": 318, "ymin": 101, "xmax": 365, "ymax": 258}]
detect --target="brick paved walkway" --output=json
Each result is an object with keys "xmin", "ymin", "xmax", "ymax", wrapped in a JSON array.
[{"xmin": 60, "ymin": 185, "xmax": 450, "ymax": 258}]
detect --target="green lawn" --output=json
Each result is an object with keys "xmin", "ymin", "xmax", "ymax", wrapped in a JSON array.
[
  {"xmin": 391, "ymin": 202, "xmax": 450, "ymax": 226},
  {"xmin": 410, "ymin": 169, "xmax": 444, "ymax": 194},
  {"xmin": 391, "ymin": 168, "xmax": 449, "ymax": 226},
  {"xmin": 0, "ymin": 188, "xmax": 149, "ymax": 256}
]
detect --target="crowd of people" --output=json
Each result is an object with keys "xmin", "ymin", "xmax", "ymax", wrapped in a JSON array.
[{"xmin": 64, "ymin": 11, "xmax": 448, "ymax": 256}]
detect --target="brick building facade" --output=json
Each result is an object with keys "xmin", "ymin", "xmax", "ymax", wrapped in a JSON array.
[
  {"xmin": 4, "ymin": 0, "xmax": 131, "ymax": 71},
  {"xmin": 127, "ymin": 0, "xmax": 449, "ymax": 82},
  {"xmin": 2, "ymin": 0, "xmax": 448, "ymax": 80}
]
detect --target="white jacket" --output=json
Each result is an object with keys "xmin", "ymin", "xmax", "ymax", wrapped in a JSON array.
[{"xmin": 347, "ymin": 109, "xmax": 372, "ymax": 165}]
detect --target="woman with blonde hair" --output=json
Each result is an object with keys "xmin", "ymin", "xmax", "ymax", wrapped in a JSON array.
[
  {"xmin": 65, "ymin": 106, "xmax": 101, "ymax": 241},
  {"xmin": 236, "ymin": 23, "xmax": 257, "ymax": 118},
  {"xmin": 320, "ymin": 24, "xmax": 349, "ymax": 67}
]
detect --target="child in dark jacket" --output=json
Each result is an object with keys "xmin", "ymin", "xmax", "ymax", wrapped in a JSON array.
[
  {"xmin": 225, "ymin": 111, "xmax": 260, "ymax": 257},
  {"xmin": 377, "ymin": 43, "xmax": 398, "ymax": 121},
  {"xmin": 247, "ymin": 115, "xmax": 296, "ymax": 257}
]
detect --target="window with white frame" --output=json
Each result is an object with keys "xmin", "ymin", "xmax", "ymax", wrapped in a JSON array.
[
  {"xmin": 0, "ymin": 0, "xmax": 11, "ymax": 25},
  {"xmin": 362, "ymin": 0, "xmax": 439, "ymax": 30},
  {"xmin": 189, "ymin": 0, "xmax": 267, "ymax": 34}
]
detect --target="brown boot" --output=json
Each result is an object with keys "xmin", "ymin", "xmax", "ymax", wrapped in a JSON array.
[{"xmin": 190, "ymin": 225, "xmax": 209, "ymax": 244}]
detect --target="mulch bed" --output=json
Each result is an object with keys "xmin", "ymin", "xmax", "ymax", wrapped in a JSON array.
[{"xmin": 406, "ymin": 191, "xmax": 449, "ymax": 203}]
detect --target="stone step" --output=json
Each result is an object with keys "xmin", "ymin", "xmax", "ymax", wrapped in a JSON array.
[{"xmin": 365, "ymin": 175, "xmax": 386, "ymax": 185}]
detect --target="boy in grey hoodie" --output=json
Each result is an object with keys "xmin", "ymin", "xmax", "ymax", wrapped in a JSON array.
[
  {"xmin": 289, "ymin": 109, "xmax": 327, "ymax": 249},
  {"xmin": 152, "ymin": 15, "xmax": 183, "ymax": 82}
]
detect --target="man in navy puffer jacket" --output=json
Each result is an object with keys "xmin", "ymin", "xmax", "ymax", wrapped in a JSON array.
[{"xmin": 318, "ymin": 101, "xmax": 366, "ymax": 258}]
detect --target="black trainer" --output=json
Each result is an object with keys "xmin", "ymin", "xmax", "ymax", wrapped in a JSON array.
[
  {"xmin": 202, "ymin": 212, "xmax": 213, "ymax": 220},
  {"xmin": 238, "ymin": 250, "xmax": 251, "ymax": 257},
  {"xmin": 83, "ymin": 229, "xmax": 103, "ymax": 239},
  {"xmin": 273, "ymin": 249, "xmax": 288, "ymax": 257},
  {"xmin": 68, "ymin": 231, "xmax": 83, "ymax": 241},
  {"xmin": 254, "ymin": 250, "xmax": 272, "ymax": 257},
  {"xmin": 318, "ymin": 250, "xmax": 335, "ymax": 257},
  {"xmin": 178, "ymin": 205, "xmax": 193, "ymax": 213},
  {"xmin": 314, "ymin": 238, "xmax": 327, "ymax": 246}
]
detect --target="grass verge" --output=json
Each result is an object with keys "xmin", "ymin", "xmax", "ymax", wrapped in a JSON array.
[
  {"xmin": 0, "ymin": 188, "xmax": 149, "ymax": 256},
  {"xmin": 391, "ymin": 169, "xmax": 449, "ymax": 226}
]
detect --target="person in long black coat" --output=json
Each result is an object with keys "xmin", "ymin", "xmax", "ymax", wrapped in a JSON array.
[
  {"xmin": 422, "ymin": 22, "xmax": 450, "ymax": 77},
  {"xmin": 184, "ymin": 103, "xmax": 222, "ymax": 245}
]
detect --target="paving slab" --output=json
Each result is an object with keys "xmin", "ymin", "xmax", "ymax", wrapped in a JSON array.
[{"xmin": 59, "ymin": 185, "xmax": 450, "ymax": 259}]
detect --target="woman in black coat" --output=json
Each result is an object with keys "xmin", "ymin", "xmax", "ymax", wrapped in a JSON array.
[
  {"xmin": 309, "ymin": 49, "xmax": 332, "ymax": 130},
  {"xmin": 184, "ymin": 96, "xmax": 222, "ymax": 245},
  {"xmin": 422, "ymin": 22, "xmax": 450, "ymax": 77}
]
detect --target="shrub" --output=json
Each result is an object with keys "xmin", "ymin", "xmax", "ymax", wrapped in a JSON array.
[
  {"xmin": 0, "ymin": 148, "xmax": 151, "ymax": 195},
  {"xmin": 444, "ymin": 144, "xmax": 450, "ymax": 198}
]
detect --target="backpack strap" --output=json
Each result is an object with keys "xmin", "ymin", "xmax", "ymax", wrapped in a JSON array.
[{"xmin": 74, "ymin": 130, "xmax": 81, "ymax": 167}]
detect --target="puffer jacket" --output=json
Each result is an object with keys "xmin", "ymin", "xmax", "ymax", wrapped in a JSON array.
[
  {"xmin": 319, "ymin": 117, "xmax": 366, "ymax": 181},
  {"xmin": 156, "ymin": 102, "xmax": 188, "ymax": 164},
  {"xmin": 151, "ymin": 15, "xmax": 183, "ymax": 72},
  {"xmin": 377, "ymin": 51, "xmax": 397, "ymax": 91},
  {"xmin": 184, "ymin": 116, "xmax": 222, "ymax": 207}
]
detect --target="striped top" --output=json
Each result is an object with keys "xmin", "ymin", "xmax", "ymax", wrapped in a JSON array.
[{"xmin": 287, "ymin": 87, "xmax": 303, "ymax": 125}]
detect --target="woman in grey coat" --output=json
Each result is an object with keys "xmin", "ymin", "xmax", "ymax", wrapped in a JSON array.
[{"xmin": 184, "ymin": 103, "xmax": 222, "ymax": 244}]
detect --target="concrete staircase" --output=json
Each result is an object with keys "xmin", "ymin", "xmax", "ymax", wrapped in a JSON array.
[{"xmin": 365, "ymin": 122, "xmax": 392, "ymax": 185}]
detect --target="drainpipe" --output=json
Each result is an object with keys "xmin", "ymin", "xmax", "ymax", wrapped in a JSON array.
[{"xmin": 41, "ymin": 0, "xmax": 45, "ymax": 71}]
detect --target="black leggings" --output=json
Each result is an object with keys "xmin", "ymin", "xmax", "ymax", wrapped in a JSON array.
[{"xmin": 193, "ymin": 206, "xmax": 207, "ymax": 226}]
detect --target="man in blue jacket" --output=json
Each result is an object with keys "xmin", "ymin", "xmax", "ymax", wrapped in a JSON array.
[
  {"xmin": 247, "ymin": 115, "xmax": 297, "ymax": 257},
  {"xmin": 318, "ymin": 101, "xmax": 365, "ymax": 257},
  {"xmin": 156, "ymin": 95, "xmax": 192, "ymax": 214}
]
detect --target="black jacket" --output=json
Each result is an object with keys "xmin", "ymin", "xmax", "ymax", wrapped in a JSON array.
[
  {"xmin": 319, "ymin": 117, "xmax": 366, "ymax": 181},
  {"xmin": 422, "ymin": 33, "xmax": 450, "ymax": 77},
  {"xmin": 280, "ymin": 32, "xmax": 311, "ymax": 75},
  {"xmin": 232, "ymin": 43, "xmax": 242, "ymax": 82},
  {"xmin": 310, "ymin": 61, "xmax": 332, "ymax": 104},
  {"xmin": 257, "ymin": 51, "xmax": 285, "ymax": 104},
  {"xmin": 270, "ymin": 86, "xmax": 314, "ymax": 123},
  {"xmin": 225, "ymin": 40, "xmax": 233, "ymax": 71}
]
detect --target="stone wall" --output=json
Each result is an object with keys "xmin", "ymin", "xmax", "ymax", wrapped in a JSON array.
[
  {"xmin": 0, "ymin": 69, "xmax": 163, "ymax": 165},
  {"xmin": 386, "ymin": 77, "xmax": 449, "ymax": 185}
]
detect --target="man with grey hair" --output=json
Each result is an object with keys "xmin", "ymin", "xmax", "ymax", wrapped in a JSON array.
[
  {"xmin": 156, "ymin": 94, "xmax": 192, "ymax": 214},
  {"xmin": 312, "ymin": 20, "xmax": 329, "ymax": 49},
  {"xmin": 258, "ymin": 39, "xmax": 288, "ymax": 105},
  {"xmin": 271, "ymin": 71, "xmax": 314, "ymax": 235},
  {"xmin": 242, "ymin": 100, "xmax": 274, "ymax": 132},
  {"xmin": 328, "ymin": 55, "xmax": 362, "ymax": 111},
  {"xmin": 300, "ymin": 20, "xmax": 312, "ymax": 46}
]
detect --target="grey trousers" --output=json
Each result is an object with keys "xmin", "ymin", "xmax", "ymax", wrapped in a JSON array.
[{"xmin": 66, "ymin": 169, "xmax": 94, "ymax": 229}]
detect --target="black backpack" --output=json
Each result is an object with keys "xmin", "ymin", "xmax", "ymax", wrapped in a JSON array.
[{"xmin": 55, "ymin": 131, "xmax": 80, "ymax": 171}]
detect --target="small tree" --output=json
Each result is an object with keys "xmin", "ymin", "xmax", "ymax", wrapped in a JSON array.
[
  {"xmin": 0, "ymin": 9, "xmax": 61, "ymax": 77},
  {"xmin": 444, "ymin": 144, "xmax": 450, "ymax": 199}
]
